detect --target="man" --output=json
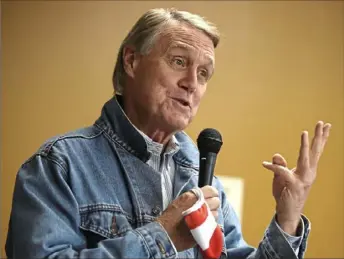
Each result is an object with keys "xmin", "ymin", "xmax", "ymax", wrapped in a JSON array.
[{"xmin": 6, "ymin": 8, "xmax": 331, "ymax": 259}]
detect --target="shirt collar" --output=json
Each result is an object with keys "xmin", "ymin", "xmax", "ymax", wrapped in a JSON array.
[
  {"xmin": 137, "ymin": 129, "xmax": 180, "ymax": 157},
  {"xmin": 96, "ymin": 95, "xmax": 179, "ymax": 158},
  {"xmin": 124, "ymin": 112, "xmax": 180, "ymax": 157}
]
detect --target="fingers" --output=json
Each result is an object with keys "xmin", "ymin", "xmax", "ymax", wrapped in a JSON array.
[
  {"xmin": 310, "ymin": 121, "xmax": 324, "ymax": 159},
  {"xmin": 296, "ymin": 131, "xmax": 310, "ymax": 173},
  {"xmin": 322, "ymin": 123, "xmax": 331, "ymax": 152},
  {"xmin": 323, "ymin": 123, "xmax": 331, "ymax": 140},
  {"xmin": 201, "ymin": 185, "xmax": 219, "ymax": 199},
  {"xmin": 206, "ymin": 196, "xmax": 220, "ymax": 219},
  {"xmin": 309, "ymin": 121, "xmax": 332, "ymax": 168},
  {"xmin": 262, "ymin": 161, "xmax": 291, "ymax": 177},
  {"xmin": 206, "ymin": 197, "xmax": 220, "ymax": 210},
  {"xmin": 272, "ymin": 153, "xmax": 288, "ymax": 167},
  {"xmin": 263, "ymin": 121, "xmax": 331, "ymax": 180},
  {"xmin": 262, "ymin": 154, "xmax": 289, "ymax": 178},
  {"xmin": 201, "ymin": 186, "xmax": 220, "ymax": 219}
]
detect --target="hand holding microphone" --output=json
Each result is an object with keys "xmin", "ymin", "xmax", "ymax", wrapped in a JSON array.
[{"xmin": 157, "ymin": 128, "xmax": 223, "ymax": 252}]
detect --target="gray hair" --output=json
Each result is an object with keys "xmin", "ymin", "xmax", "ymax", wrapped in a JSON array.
[{"xmin": 112, "ymin": 8, "xmax": 220, "ymax": 94}]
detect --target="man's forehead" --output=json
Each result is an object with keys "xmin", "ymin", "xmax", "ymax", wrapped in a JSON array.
[{"xmin": 157, "ymin": 25, "xmax": 215, "ymax": 63}]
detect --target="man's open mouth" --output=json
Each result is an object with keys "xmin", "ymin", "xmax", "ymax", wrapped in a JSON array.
[{"xmin": 172, "ymin": 98, "xmax": 190, "ymax": 107}]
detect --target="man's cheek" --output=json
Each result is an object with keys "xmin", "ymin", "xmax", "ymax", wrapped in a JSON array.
[
  {"xmin": 192, "ymin": 101, "xmax": 200, "ymax": 115},
  {"xmin": 193, "ymin": 94, "xmax": 202, "ymax": 107}
]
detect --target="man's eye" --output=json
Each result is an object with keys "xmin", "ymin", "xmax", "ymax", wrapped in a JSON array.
[
  {"xmin": 199, "ymin": 69, "xmax": 208, "ymax": 79},
  {"xmin": 172, "ymin": 57, "xmax": 186, "ymax": 67}
]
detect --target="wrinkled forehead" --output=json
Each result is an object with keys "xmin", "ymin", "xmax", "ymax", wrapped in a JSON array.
[{"xmin": 154, "ymin": 23, "xmax": 215, "ymax": 64}]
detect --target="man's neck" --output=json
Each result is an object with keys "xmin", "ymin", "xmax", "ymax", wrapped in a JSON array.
[{"xmin": 119, "ymin": 95, "xmax": 174, "ymax": 145}]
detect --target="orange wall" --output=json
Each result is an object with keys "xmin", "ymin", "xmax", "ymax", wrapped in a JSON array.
[{"xmin": 2, "ymin": 1, "xmax": 343, "ymax": 258}]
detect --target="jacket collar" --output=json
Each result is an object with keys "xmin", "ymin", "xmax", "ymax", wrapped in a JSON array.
[{"xmin": 95, "ymin": 95, "xmax": 199, "ymax": 168}]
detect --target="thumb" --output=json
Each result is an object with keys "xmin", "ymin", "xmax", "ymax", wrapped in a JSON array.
[
  {"xmin": 272, "ymin": 153, "xmax": 288, "ymax": 167},
  {"xmin": 262, "ymin": 161, "xmax": 290, "ymax": 176}
]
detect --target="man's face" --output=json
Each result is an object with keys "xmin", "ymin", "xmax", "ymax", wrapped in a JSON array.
[{"xmin": 124, "ymin": 22, "xmax": 215, "ymax": 132}]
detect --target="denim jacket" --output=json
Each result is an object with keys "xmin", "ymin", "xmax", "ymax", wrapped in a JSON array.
[{"xmin": 6, "ymin": 96, "xmax": 310, "ymax": 259}]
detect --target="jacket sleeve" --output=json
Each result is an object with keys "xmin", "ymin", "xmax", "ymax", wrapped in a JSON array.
[
  {"xmin": 5, "ymin": 154, "xmax": 177, "ymax": 259},
  {"xmin": 219, "ymin": 182, "xmax": 311, "ymax": 259}
]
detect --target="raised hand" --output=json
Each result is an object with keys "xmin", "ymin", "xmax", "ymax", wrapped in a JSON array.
[{"xmin": 262, "ymin": 121, "xmax": 331, "ymax": 235}]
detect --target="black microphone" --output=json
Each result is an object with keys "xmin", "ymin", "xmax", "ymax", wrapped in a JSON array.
[{"xmin": 197, "ymin": 128, "xmax": 223, "ymax": 187}]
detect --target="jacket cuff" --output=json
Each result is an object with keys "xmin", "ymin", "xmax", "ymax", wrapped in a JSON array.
[
  {"xmin": 274, "ymin": 215, "xmax": 304, "ymax": 251},
  {"xmin": 261, "ymin": 214, "xmax": 311, "ymax": 259},
  {"xmin": 134, "ymin": 221, "xmax": 178, "ymax": 258}
]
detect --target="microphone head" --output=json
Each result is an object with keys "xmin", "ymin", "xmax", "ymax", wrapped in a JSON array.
[{"xmin": 197, "ymin": 128, "xmax": 223, "ymax": 154}]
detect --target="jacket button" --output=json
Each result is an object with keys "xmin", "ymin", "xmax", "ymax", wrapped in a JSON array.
[{"xmin": 152, "ymin": 206, "xmax": 161, "ymax": 216}]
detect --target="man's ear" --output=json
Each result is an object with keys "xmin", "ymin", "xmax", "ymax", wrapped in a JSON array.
[{"xmin": 122, "ymin": 46, "xmax": 140, "ymax": 79}]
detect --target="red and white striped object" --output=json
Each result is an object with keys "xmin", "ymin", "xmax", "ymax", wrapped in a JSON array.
[{"xmin": 182, "ymin": 188, "xmax": 223, "ymax": 259}]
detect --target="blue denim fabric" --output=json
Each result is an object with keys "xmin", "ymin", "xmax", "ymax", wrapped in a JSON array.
[{"xmin": 5, "ymin": 96, "xmax": 310, "ymax": 258}]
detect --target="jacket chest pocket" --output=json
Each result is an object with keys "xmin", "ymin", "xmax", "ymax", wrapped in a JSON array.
[{"xmin": 79, "ymin": 204, "xmax": 134, "ymax": 248}]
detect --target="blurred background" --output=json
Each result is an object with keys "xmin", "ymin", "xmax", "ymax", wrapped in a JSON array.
[{"xmin": 1, "ymin": 1, "xmax": 343, "ymax": 258}]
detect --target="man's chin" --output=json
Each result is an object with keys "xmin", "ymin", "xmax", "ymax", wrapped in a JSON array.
[{"xmin": 168, "ymin": 118, "xmax": 191, "ymax": 132}]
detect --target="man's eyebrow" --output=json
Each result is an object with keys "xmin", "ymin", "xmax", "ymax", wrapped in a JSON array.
[
  {"xmin": 201, "ymin": 55, "xmax": 215, "ymax": 69},
  {"xmin": 168, "ymin": 43, "xmax": 214, "ymax": 65}
]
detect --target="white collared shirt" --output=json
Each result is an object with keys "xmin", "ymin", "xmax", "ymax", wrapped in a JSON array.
[{"xmin": 136, "ymin": 131, "xmax": 180, "ymax": 210}]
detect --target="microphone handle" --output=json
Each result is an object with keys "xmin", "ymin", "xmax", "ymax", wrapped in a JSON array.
[{"xmin": 198, "ymin": 152, "xmax": 217, "ymax": 187}]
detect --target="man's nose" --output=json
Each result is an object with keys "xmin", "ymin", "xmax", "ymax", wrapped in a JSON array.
[{"xmin": 178, "ymin": 69, "xmax": 198, "ymax": 93}]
